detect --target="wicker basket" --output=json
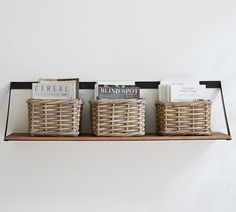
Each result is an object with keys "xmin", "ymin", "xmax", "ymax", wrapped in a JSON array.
[
  {"xmin": 27, "ymin": 99, "xmax": 84, "ymax": 136},
  {"xmin": 90, "ymin": 99, "xmax": 145, "ymax": 136},
  {"xmin": 156, "ymin": 100, "xmax": 211, "ymax": 135}
]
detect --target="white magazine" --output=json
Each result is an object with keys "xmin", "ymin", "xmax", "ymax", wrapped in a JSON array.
[{"xmin": 32, "ymin": 82, "xmax": 76, "ymax": 99}]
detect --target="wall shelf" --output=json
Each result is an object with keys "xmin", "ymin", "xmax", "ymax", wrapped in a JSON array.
[
  {"xmin": 4, "ymin": 81, "xmax": 232, "ymax": 141},
  {"xmin": 4, "ymin": 132, "xmax": 231, "ymax": 141}
]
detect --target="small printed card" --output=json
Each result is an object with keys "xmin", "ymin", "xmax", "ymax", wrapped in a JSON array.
[
  {"xmin": 170, "ymin": 84, "xmax": 206, "ymax": 102},
  {"xmin": 158, "ymin": 79, "xmax": 207, "ymax": 102}
]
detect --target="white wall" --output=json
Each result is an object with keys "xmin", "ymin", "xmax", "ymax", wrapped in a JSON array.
[{"xmin": 0, "ymin": 0, "xmax": 236, "ymax": 211}]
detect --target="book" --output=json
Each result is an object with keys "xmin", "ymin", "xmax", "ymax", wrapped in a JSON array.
[
  {"xmin": 39, "ymin": 78, "xmax": 79, "ymax": 98},
  {"xmin": 95, "ymin": 84, "xmax": 140, "ymax": 100}
]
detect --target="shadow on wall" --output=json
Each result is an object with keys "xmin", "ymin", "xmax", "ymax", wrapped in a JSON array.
[{"xmin": 0, "ymin": 138, "xmax": 213, "ymax": 194}]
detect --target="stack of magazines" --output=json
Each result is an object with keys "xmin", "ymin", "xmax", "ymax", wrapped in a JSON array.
[
  {"xmin": 94, "ymin": 81, "xmax": 140, "ymax": 100},
  {"xmin": 32, "ymin": 78, "xmax": 79, "ymax": 99}
]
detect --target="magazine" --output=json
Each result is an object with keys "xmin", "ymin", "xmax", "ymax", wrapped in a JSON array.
[
  {"xmin": 32, "ymin": 78, "xmax": 79, "ymax": 99},
  {"xmin": 94, "ymin": 81, "xmax": 140, "ymax": 100}
]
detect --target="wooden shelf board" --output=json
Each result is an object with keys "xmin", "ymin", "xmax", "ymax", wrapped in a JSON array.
[{"xmin": 4, "ymin": 132, "xmax": 231, "ymax": 141}]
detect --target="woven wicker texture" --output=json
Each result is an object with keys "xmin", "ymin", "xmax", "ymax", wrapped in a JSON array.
[
  {"xmin": 156, "ymin": 100, "xmax": 211, "ymax": 135},
  {"xmin": 27, "ymin": 99, "xmax": 84, "ymax": 136},
  {"xmin": 90, "ymin": 99, "xmax": 145, "ymax": 136}
]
